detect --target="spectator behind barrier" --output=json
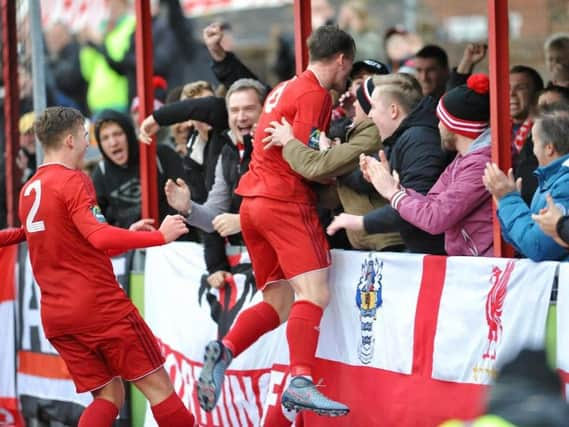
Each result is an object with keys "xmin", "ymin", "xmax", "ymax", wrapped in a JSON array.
[
  {"xmin": 414, "ymin": 43, "xmax": 487, "ymax": 100},
  {"xmin": 414, "ymin": 44, "xmax": 450, "ymax": 100},
  {"xmin": 45, "ymin": 21, "xmax": 89, "ymax": 115},
  {"xmin": 383, "ymin": 26, "xmax": 423, "ymax": 73},
  {"xmin": 510, "ymin": 65, "xmax": 544, "ymax": 206},
  {"xmin": 130, "ymin": 76, "xmax": 166, "ymax": 130},
  {"xmin": 91, "ymin": 109, "xmax": 187, "ymax": 233},
  {"xmin": 330, "ymin": 58, "xmax": 390, "ymax": 137},
  {"xmin": 544, "ymin": 32, "xmax": 569, "ymax": 86},
  {"xmin": 17, "ymin": 112, "xmax": 37, "ymax": 183},
  {"xmin": 328, "ymin": 73, "xmax": 449, "ymax": 254},
  {"xmin": 202, "ymin": 22, "xmax": 270, "ymax": 94},
  {"xmin": 164, "ymin": 85, "xmax": 189, "ymax": 154},
  {"xmin": 337, "ymin": 1, "xmax": 384, "ymax": 62},
  {"xmin": 448, "ymin": 43, "xmax": 487, "ymax": 90},
  {"xmin": 266, "ymin": 0, "xmax": 337, "ymax": 82},
  {"xmin": 178, "ymin": 81, "xmax": 222, "ymax": 205},
  {"xmin": 550, "ymin": 62, "xmax": 569, "ymax": 89},
  {"xmin": 533, "ymin": 192, "xmax": 569, "ymax": 250},
  {"xmin": 78, "ymin": 0, "xmax": 135, "ymax": 114},
  {"xmin": 484, "ymin": 105, "xmax": 569, "ymax": 262},
  {"xmin": 324, "ymin": 60, "xmax": 391, "ymax": 249},
  {"xmin": 263, "ymin": 77, "xmax": 404, "ymax": 251},
  {"xmin": 538, "ymin": 85, "xmax": 569, "ymax": 109},
  {"xmin": 175, "ymin": 79, "xmax": 229, "ymax": 282},
  {"xmin": 89, "ymin": 0, "xmax": 217, "ymax": 109},
  {"xmin": 139, "ymin": 78, "xmax": 265, "ymax": 288},
  {"xmin": 359, "ymin": 74, "xmax": 494, "ymax": 257}
]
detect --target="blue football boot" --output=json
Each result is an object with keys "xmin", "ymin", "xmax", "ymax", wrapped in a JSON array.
[
  {"xmin": 197, "ymin": 340, "xmax": 233, "ymax": 411},
  {"xmin": 281, "ymin": 376, "xmax": 350, "ymax": 416}
]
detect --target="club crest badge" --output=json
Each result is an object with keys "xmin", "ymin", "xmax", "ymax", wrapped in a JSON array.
[
  {"xmin": 355, "ymin": 253, "xmax": 383, "ymax": 365},
  {"xmin": 90, "ymin": 205, "xmax": 107, "ymax": 223}
]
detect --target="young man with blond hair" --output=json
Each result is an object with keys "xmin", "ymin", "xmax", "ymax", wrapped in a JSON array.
[{"xmin": 328, "ymin": 73, "xmax": 448, "ymax": 253}]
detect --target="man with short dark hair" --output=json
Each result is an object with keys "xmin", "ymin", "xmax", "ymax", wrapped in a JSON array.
[
  {"xmin": 509, "ymin": 65, "xmax": 545, "ymax": 205},
  {"xmin": 197, "ymin": 24, "xmax": 355, "ymax": 417},
  {"xmin": 414, "ymin": 44, "xmax": 450, "ymax": 99}
]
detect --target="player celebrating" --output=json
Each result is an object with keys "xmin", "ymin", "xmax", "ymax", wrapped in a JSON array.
[
  {"xmin": 11, "ymin": 107, "xmax": 195, "ymax": 427},
  {"xmin": 196, "ymin": 25, "xmax": 355, "ymax": 416}
]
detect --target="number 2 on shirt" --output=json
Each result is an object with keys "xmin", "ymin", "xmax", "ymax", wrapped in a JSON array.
[{"xmin": 24, "ymin": 180, "xmax": 46, "ymax": 232}]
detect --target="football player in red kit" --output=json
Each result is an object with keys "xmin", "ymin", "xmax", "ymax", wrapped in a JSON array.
[
  {"xmin": 7, "ymin": 107, "xmax": 195, "ymax": 427},
  {"xmin": 197, "ymin": 25, "xmax": 355, "ymax": 416}
]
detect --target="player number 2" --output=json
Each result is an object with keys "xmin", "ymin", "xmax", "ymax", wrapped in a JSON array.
[{"xmin": 24, "ymin": 180, "xmax": 46, "ymax": 233}]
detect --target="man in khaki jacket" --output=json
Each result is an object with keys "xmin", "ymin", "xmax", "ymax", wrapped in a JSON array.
[{"xmin": 264, "ymin": 77, "xmax": 403, "ymax": 251}]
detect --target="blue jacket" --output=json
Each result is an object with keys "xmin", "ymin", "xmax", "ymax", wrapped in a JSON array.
[{"xmin": 498, "ymin": 154, "xmax": 569, "ymax": 261}]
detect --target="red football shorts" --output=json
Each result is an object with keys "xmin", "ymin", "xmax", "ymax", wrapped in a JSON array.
[
  {"xmin": 50, "ymin": 309, "xmax": 164, "ymax": 393},
  {"xmin": 240, "ymin": 196, "xmax": 330, "ymax": 290}
]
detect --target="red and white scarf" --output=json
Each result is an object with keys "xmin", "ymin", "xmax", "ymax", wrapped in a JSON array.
[{"xmin": 513, "ymin": 118, "xmax": 533, "ymax": 153}]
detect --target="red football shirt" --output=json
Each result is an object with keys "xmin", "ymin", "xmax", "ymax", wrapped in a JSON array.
[
  {"xmin": 236, "ymin": 70, "xmax": 332, "ymax": 204},
  {"xmin": 19, "ymin": 164, "xmax": 135, "ymax": 337}
]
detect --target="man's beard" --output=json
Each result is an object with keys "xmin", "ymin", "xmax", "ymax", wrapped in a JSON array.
[{"xmin": 441, "ymin": 135, "xmax": 457, "ymax": 152}]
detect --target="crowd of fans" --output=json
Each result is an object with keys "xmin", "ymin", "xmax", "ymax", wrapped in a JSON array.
[{"xmin": 3, "ymin": 0, "xmax": 569, "ymax": 278}]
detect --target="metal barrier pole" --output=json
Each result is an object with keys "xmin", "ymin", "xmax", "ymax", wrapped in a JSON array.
[
  {"xmin": 293, "ymin": 0, "xmax": 311, "ymax": 75},
  {"xmin": 29, "ymin": 0, "xmax": 46, "ymax": 167},
  {"xmin": 1, "ymin": 0, "xmax": 21, "ymax": 227},
  {"xmin": 135, "ymin": 0, "xmax": 159, "ymax": 222},
  {"xmin": 488, "ymin": 0, "xmax": 514, "ymax": 258}
]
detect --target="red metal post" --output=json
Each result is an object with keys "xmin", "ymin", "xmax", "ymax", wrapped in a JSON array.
[
  {"xmin": 294, "ymin": 0, "xmax": 312, "ymax": 74},
  {"xmin": 2, "ymin": 0, "xmax": 21, "ymax": 227},
  {"xmin": 134, "ymin": 0, "xmax": 159, "ymax": 222},
  {"xmin": 487, "ymin": 0, "xmax": 513, "ymax": 258}
]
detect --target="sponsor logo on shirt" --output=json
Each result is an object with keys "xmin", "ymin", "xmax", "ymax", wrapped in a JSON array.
[
  {"xmin": 308, "ymin": 128, "xmax": 321, "ymax": 150},
  {"xmin": 91, "ymin": 205, "xmax": 107, "ymax": 223}
]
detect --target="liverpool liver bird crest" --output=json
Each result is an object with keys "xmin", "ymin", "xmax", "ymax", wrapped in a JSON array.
[{"xmin": 482, "ymin": 260, "xmax": 515, "ymax": 360}]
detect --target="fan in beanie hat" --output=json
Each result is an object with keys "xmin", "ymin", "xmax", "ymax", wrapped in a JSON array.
[
  {"xmin": 436, "ymin": 73, "xmax": 490, "ymax": 139},
  {"xmin": 355, "ymin": 77, "xmax": 375, "ymax": 115}
]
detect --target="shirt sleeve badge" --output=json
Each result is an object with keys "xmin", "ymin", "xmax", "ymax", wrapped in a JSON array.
[{"xmin": 91, "ymin": 205, "xmax": 107, "ymax": 223}]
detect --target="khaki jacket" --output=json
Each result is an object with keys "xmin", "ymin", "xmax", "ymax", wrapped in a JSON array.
[{"xmin": 283, "ymin": 118, "xmax": 403, "ymax": 250}]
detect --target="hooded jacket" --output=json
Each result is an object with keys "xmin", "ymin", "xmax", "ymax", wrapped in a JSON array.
[
  {"xmin": 91, "ymin": 109, "xmax": 186, "ymax": 229},
  {"xmin": 345, "ymin": 97, "xmax": 449, "ymax": 254}
]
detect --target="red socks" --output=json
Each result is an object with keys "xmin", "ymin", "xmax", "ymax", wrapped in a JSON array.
[
  {"xmin": 222, "ymin": 301, "xmax": 281, "ymax": 357},
  {"xmin": 78, "ymin": 398, "xmax": 119, "ymax": 427},
  {"xmin": 286, "ymin": 300, "xmax": 323, "ymax": 377},
  {"xmin": 151, "ymin": 391, "xmax": 195, "ymax": 427}
]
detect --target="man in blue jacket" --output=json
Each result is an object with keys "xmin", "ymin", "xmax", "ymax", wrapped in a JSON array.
[{"xmin": 483, "ymin": 105, "xmax": 569, "ymax": 261}]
